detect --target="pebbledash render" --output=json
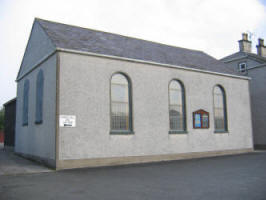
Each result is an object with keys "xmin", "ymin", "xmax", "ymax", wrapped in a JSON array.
[{"xmin": 15, "ymin": 18, "xmax": 253, "ymax": 169}]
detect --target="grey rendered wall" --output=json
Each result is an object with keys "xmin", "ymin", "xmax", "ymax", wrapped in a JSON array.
[
  {"xmin": 58, "ymin": 52, "xmax": 253, "ymax": 161},
  {"xmin": 248, "ymin": 67, "xmax": 266, "ymax": 146},
  {"xmin": 222, "ymin": 57, "xmax": 266, "ymax": 147},
  {"xmin": 224, "ymin": 58, "xmax": 261, "ymax": 75},
  {"xmin": 15, "ymin": 54, "xmax": 57, "ymax": 165},
  {"xmin": 17, "ymin": 20, "xmax": 55, "ymax": 79}
]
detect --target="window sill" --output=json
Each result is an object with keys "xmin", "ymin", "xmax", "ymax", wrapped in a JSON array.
[
  {"xmin": 35, "ymin": 120, "xmax": 43, "ymax": 125},
  {"xmin": 110, "ymin": 130, "xmax": 134, "ymax": 135},
  {"xmin": 169, "ymin": 130, "xmax": 188, "ymax": 134},
  {"xmin": 214, "ymin": 130, "xmax": 229, "ymax": 134}
]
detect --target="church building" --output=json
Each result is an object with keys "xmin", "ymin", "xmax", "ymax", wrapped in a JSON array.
[{"xmin": 15, "ymin": 19, "xmax": 253, "ymax": 169}]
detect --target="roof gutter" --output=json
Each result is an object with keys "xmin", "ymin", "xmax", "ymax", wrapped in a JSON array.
[
  {"xmin": 57, "ymin": 48, "xmax": 251, "ymax": 80},
  {"xmin": 16, "ymin": 50, "xmax": 57, "ymax": 82},
  {"xmin": 248, "ymin": 63, "xmax": 266, "ymax": 70},
  {"xmin": 16, "ymin": 48, "xmax": 251, "ymax": 81},
  {"xmin": 222, "ymin": 55, "xmax": 248, "ymax": 63},
  {"xmin": 223, "ymin": 53, "xmax": 266, "ymax": 64}
]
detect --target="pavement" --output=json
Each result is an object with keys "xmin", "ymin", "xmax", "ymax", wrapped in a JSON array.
[
  {"xmin": 0, "ymin": 144, "xmax": 52, "ymax": 176},
  {"xmin": 1, "ymin": 151, "xmax": 266, "ymax": 200}
]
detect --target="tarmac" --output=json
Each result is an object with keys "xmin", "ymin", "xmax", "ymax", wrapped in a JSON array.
[
  {"xmin": 0, "ymin": 143, "xmax": 52, "ymax": 176},
  {"xmin": 0, "ymin": 148, "xmax": 266, "ymax": 200}
]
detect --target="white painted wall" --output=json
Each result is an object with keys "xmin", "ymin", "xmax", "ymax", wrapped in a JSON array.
[{"xmin": 58, "ymin": 52, "xmax": 253, "ymax": 160}]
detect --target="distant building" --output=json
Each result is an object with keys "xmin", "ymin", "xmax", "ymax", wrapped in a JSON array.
[
  {"xmin": 4, "ymin": 98, "xmax": 16, "ymax": 150},
  {"xmin": 221, "ymin": 33, "xmax": 266, "ymax": 149},
  {"xmin": 0, "ymin": 131, "xmax": 3, "ymax": 144},
  {"xmin": 15, "ymin": 19, "xmax": 253, "ymax": 169}
]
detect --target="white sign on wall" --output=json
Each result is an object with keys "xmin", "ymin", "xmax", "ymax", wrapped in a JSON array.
[{"xmin": 59, "ymin": 115, "xmax": 76, "ymax": 127}]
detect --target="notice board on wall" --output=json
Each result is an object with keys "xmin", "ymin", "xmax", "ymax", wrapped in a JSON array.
[{"xmin": 193, "ymin": 109, "xmax": 209, "ymax": 129}]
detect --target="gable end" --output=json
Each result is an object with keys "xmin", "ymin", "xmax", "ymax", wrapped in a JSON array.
[{"xmin": 17, "ymin": 19, "xmax": 56, "ymax": 80}]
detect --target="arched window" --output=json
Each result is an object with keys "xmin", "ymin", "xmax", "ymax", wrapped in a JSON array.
[
  {"xmin": 22, "ymin": 79, "xmax": 30, "ymax": 126},
  {"xmin": 110, "ymin": 73, "xmax": 132, "ymax": 133},
  {"xmin": 213, "ymin": 85, "xmax": 228, "ymax": 132},
  {"xmin": 35, "ymin": 70, "xmax": 44, "ymax": 124},
  {"xmin": 169, "ymin": 80, "xmax": 186, "ymax": 132}
]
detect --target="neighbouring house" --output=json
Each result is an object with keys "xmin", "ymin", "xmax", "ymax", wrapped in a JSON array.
[
  {"xmin": 0, "ymin": 108, "xmax": 4, "ymax": 144},
  {"xmin": 15, "ymin": 18, "xmax": 253, "ymax": 169},
  {"xmin": 4, "ymin": 98, "xmax": 16, "ymax": 150},
  {"xmin": 221, "ymin": 33, "xmax": 266, "ymax": 149}
]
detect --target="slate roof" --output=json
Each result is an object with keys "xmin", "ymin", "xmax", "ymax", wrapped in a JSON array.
[
  {"xmin": 37, "ymin": 18, "xmax": 241, "ymax": 76},
  {"xmin": 220, "ymin": 52, "xmax": 246, "ymax": 61},
  {"xmin": 221, "ymin": 51, "xmax": 266, "ymax": 63}
]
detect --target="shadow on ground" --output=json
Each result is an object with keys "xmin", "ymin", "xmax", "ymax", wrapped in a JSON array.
[{"xmin": 0, "ymin": 143, "xmax": 52, "ymax": 175}]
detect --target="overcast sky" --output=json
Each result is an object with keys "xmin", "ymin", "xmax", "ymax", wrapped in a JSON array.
[{"xmin": 0, "ymin": 0, "xmax": 266, "ymax": 106}]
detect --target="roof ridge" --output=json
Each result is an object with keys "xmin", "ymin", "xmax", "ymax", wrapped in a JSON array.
[
  {"xmin": 221, "ymin": 51, "xmax": 266, "ymax": 63},
  {"xmin": 34, "ymin": 18, "xmax": 241, "ymax": 77},
  {"xmin": 36, "ymin": 18, "xmax": 204, "ymax": 54},
  {"xmin": 246, "ymin": 52, "xmax": 266, "ymax": 62},
  {"xmin": 35, "ymin": 19, "xmax": 57, "ymax": 49}
]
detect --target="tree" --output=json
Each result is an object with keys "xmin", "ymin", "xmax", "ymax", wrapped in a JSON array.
[{"xmin": 0, "ymin": 106, "xmax": 4, "ymax": 131}]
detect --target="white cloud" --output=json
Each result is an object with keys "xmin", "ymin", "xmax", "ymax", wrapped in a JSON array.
[{"xmin": 0, "ymin": 0, "xmax": 265, "ymax": 105}]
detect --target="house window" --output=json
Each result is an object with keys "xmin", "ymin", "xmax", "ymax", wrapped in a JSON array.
[
  {"xmin": 213, "ymin": 85, "xmax": 228, "ymax": 132},
  {"xmin": 238, "ymin": 63, "xmax": 247, "ymax": 73},
  {"xmin": 35, "ymin": 70, "xmax": 44, "ymax": 124},
  {"xmin": 110, "ymin": 73, "xmax": 133, "ymax": 133},
  {"xmin": 22, "ymin": 79, "xmax": 30, "ymax": 126},
  {"xmin": 169, "ymin": 80, "xmax": 186, "ymax": 133}
]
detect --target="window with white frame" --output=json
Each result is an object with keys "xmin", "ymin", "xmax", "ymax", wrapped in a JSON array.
[{"xmin": 238, "ymin": 63, "xmax": 247, "ymax": 73}]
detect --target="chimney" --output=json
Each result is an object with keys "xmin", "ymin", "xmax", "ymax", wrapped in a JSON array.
[
  {"xmin": 256, "ymin": 38, "xmax": 266, "ymax": 57},
  {"xmin": 238, "ymin": 33, "xmax": 252, "ymax": 53}
]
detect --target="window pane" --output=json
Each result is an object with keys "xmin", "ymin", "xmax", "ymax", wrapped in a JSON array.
[
  {"xmin": 169, "ymin": 89, "xmax": 182, "ymax": 104},
  {"xmin": 111, "ymin": 74, "xmax": 130, "ymax": 131},
  {"xmin": 111, "ymin": 73, "xmax": 128, "ymax": 85},
  {"xmin": 214, "ymin": 108, "xmax": 224, "ymax": 130},
  {"xmin": 238, "ymin": 63, "xmax": 247, "ymax": 72},
  {"xmin": 111, "ymin": 102, "xmax": 129, "ymax": 130},
  {"xmin": 202, "ymin": 114, "xmax": 208, "ymax": 128},
  {"xmin": 111, "ymin": 84, "xmax": 128, "ymax": 102},
  {"xmin": 169, "ymin": 80, "xmax": 184, "ymax": 131},
  {"xmin": 214, "ymin": 86, "xmax": 226, "ymax": 131},
  {"xmin": 169, "ymin": 105, "xmax": 183, "ymax": 130}
]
